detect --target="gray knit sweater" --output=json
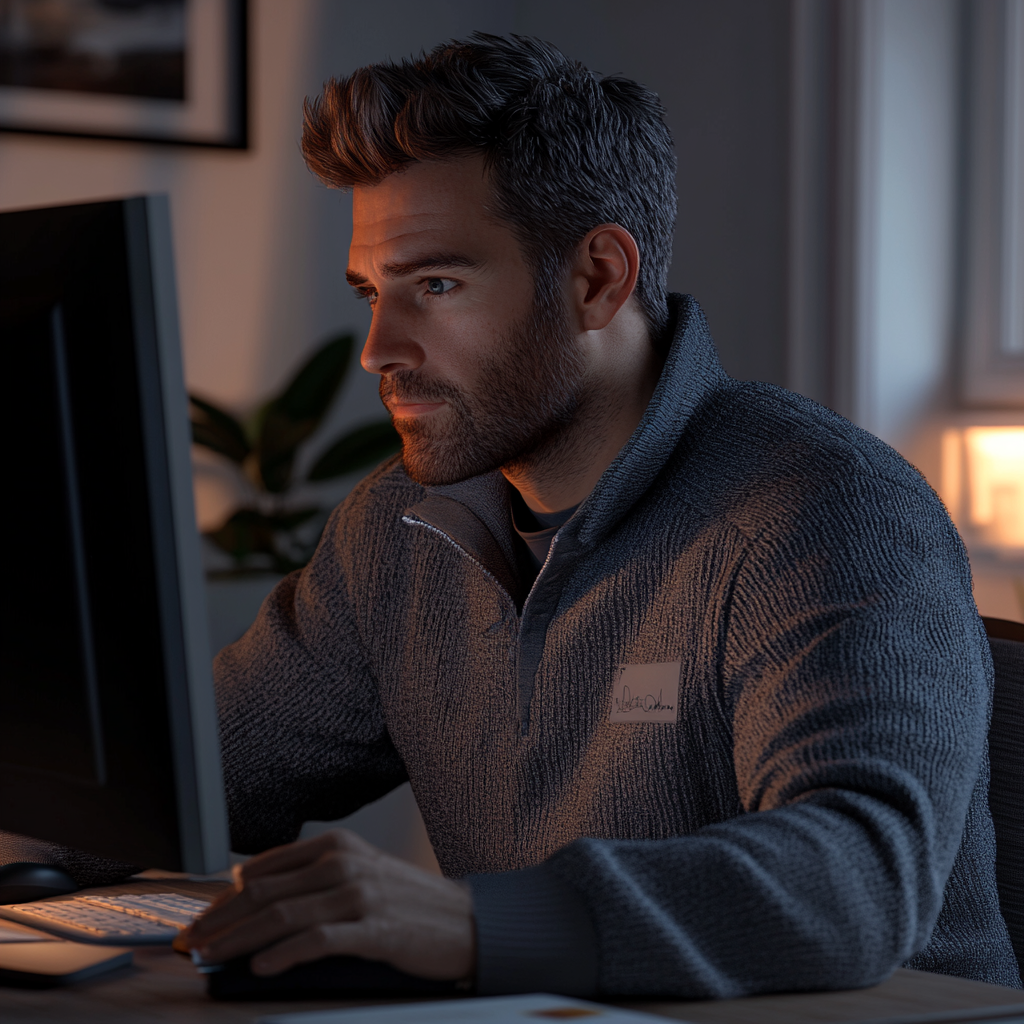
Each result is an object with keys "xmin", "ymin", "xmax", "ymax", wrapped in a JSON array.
[{"xmin": 217, "ymin": 295, "xmax": 1020, "ymax": 996}]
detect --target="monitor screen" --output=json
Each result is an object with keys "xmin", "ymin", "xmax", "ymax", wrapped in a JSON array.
[{"xmin": 0, "ymin": 196, "xmax": 229, "ymax": 874}]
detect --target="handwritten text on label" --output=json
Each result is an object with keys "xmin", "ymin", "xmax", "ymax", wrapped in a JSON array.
[{"xmin": 609, "ymin": 662, "xmax": 680, "ymax": 723}]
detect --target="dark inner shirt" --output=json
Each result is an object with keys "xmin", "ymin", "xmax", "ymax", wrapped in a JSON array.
[{"xmin": 510, "ymin": 488, "xmax": 580, "ymax": 577}]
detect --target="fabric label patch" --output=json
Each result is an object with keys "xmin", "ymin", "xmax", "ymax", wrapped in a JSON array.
[{"xmin": 609, "ymin": 662, "xmax": 680, "ymax": 723}]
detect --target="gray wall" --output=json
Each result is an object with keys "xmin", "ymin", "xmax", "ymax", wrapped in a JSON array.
[
  {"xmin": 297, "ymin": 0, "xmax": 796, "ymax": 387},
  {"xmin": 512, "ymin": 1, "xmax": 792, "ymax": 384}
]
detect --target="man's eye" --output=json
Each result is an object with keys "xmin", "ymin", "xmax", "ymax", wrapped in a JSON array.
[{"xmin": 426, "ymin": 278, "xmax": 457, "ymax": 296}]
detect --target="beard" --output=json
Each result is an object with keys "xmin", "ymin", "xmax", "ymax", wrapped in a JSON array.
[{"xmin": 380, "ymin": 296, "xmax": 588, "ymax": 487}]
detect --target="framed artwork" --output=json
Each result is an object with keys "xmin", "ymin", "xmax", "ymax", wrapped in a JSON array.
[{"xmin": 0, "ymin": 0, "xmax": 247, "ymax": 148}]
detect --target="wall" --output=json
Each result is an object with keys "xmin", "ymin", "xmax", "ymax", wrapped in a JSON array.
[
  {"xmin": 846, "ymin": 0, "xmax": 1023, "ymax": 619},
  {"xmin": 513, "ymin": 0, "xmax": 793, "ymax": 385},
  {"xmin": 857, "ymin": 0, "xmax": 960, "ymax": 447}
]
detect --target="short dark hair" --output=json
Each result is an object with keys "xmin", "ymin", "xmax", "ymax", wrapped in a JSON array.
[{"xmin": 302, "ymin": 32, "xmax": 677, "ymax": 336}]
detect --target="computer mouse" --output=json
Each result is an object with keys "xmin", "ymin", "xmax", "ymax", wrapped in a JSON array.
[{"xmin": 0, "ymin": 862, "xmax": 78, "ymax": 904}]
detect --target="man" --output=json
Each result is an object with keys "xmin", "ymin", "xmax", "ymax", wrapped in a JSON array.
[{"xmin": 184, "ymin": 33, "xmax": 1019, "ymax": 995}]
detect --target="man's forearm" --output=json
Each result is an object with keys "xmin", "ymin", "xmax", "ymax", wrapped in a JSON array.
[{"xmin": 469, "ymin": 787, "xmax": 961, "ymax": 999}]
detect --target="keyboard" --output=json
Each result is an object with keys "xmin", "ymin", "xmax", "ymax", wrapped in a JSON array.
[{"xmin": 0, "ymin": 892, "xmax": 211, "ymax": 945}]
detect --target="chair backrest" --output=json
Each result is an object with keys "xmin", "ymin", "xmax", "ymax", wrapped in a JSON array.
[{"xmin": 983, "ymin": 616, "xmax": 1024, "ymax": 980}]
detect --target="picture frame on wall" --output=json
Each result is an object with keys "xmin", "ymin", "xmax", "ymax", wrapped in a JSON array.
[{"xmin": 0, "ymin": 0, "xmax": 247, "ymax": 149}]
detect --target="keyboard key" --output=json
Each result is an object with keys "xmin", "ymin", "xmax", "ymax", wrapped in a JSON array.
[
  {"xmin": 4, "ymin": 900, "xmax": 177, "ymax": 939},
  {"xmin": 80, "ymin": 893, "xmax": 211, "ymax": 927},
  {"xmin": 0, "ymin": 891, "xmax": 214, "ymax": 944}
]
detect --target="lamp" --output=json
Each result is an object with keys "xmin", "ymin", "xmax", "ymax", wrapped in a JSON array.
[{"xmin": 942, "ymin": 426, "xmax": 1024, "ymax": 558}]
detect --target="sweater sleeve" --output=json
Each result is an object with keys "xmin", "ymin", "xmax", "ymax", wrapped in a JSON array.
[
  {"xmin": 216, "ymin": 506, "xmax": 408, "ymax": 855},
  {"xmin": 471, "ymin": 471, "xmax": 1016, "ymax": 996}
]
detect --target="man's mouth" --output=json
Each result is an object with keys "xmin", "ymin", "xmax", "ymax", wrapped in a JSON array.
[{"xmin": 389, "ymin": 400, "xmax": 446, "ymax": 418}]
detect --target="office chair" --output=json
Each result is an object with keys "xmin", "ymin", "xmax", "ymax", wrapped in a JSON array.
[{"xmin": 983, "ymin": 616, "xmax": 1024, "ymax": 981}]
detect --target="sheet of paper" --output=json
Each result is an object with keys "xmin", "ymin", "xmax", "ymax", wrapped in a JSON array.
[
  {"xmin": 0, "ymin": 920, "xmax": 57, "ymax": 943},
  {"xmin": 260, "ymin": 993, "xmax": 681, "ymax": 1023}
]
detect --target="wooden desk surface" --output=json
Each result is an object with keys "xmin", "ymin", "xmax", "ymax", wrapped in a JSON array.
[{"xmin": 1, "ymin": 879, "xmax": 1021, "ymax": 1024}]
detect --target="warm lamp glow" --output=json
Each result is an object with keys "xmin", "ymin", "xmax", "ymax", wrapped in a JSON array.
[
  {"xmin": 942, "ymin": 427, "xmax": 1024, "ymax": 553},
  {"xmin": 965, "ymin": 427, "xmax": 1024, "ymax": 547}
]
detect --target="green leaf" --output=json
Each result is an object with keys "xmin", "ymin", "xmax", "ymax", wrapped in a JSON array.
[
  {"xmin": 276, "ymin": 334, "xmax": 354, "ymax": 422},
  {"xmin": 307, "ymin": 421, "xmax": 402, "ymax": 481},
  {"xmin": 205, "ymin": 507, "xmax": 324, "ymax": 574},
  {"xmin": 189, "ymin": 396, "xmax": 250, "ymax": 463},
  {"xmin": 205, "ymin": 509, "xmax": 278, "ymax": 562},
  {"xmin": 257, "ymin": 334, "xmax": 354, "ymax": 493},
  {"xmin": 265, "ymin": 507, "xmax": 321, "ymax": 531}
]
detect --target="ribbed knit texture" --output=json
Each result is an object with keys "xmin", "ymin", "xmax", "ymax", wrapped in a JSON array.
[
  {"xmin": 213, "ymin": 294, "xmax": 1018, "ymax": 995},
  {"xmin": 0, "ymin": 831, "xmax": 136, "ymax": 888},
  {"xmin": 470, "ymin": 864, "xmax": 598, "ymax": 995},
  {"xmin": 988, "ymin": 635, "xmax": 1024, "ymax": 976}
]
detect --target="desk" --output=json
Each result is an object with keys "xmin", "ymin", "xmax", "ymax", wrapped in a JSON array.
[{"xmin": 1, "ymin": 879, "xmax": 1022, "ymax": 1024}]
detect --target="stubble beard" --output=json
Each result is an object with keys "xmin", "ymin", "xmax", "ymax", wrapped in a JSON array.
[{"xmin": 381, "ymin": 297, "xmax": 592, "ymax": 488}]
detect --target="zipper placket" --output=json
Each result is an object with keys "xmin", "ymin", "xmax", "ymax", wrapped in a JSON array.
[
  {"xmin": 402, "ymin": 513, "xmax": 567, "ymax": 736},
  {"xmin": 514, "ymin": 529, "xmax": 570, "ymax": 735},
  {"xmin": 519, "ymin": 532, "xmax": 560, "ymax": 621}
]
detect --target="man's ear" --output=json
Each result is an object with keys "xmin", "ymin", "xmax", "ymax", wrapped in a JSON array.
[{"xmin": 570, "ymin": 223, "xmax": 641, "ymax": 332}]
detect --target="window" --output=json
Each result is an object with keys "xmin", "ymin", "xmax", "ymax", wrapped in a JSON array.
[{"xmin": 961, "ymin": 0, "xmax": 1024, "ymax": 405}]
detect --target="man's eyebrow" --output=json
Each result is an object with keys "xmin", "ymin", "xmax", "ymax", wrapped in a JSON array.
[
  {"xmin": 381, "ymin": 252, "xmax": 481, "ymax": 277},
  {"xmin": 346, "ymin": 253, "xmax": 481, "ymax": 287}
]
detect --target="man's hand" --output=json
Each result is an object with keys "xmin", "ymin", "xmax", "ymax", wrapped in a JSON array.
[{"xmin": 180, "ymin": 829, "xmax": 475, "ymax": 979}]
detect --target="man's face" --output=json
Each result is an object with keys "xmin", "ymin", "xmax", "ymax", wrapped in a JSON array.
[{"xmin": 348, "ymin": 156, "xmax": 585, "ymax": 487}]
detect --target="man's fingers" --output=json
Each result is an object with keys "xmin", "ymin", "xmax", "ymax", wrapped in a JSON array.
[
  {"xmin": 187, "ymin": 842, "xmax": 326, "ymax": 944},
  {"xmin": 178, "ymin": 883, "xmax": 237, "ymax": 945},
  {"xmin": 249, "ymin": 905, "xmax": 473, "ymax": 981},
  {"xmin": 186, "ymin": 884, "xmax": 263, "ymax": 944},
  {"xmin": 250, "ymin": 921, "xmax": 369, "ymax": 976},
  {"xmin": 238, "ymin": 829, "xmax": 361, "ymax": 882},
  {"xmin": 236, "ymin": 836, "xmax": 322, "ymax": 881},
  {"xmin": 192, "ymin": 883, "xmax": 370, "ymax": 963},
  {"xmin": 188, "ymin": 847, "xmax": 363, "ymax": 945},
  {"xmin": 240, "ymin": 851, "xmax": 349, "ymax": 907}
]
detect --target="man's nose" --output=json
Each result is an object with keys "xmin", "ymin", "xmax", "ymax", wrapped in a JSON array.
[{"xmin": 359, "ymin": 302, "xmax": 425, "ymax": 375}]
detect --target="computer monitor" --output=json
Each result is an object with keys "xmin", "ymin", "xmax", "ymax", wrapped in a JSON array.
[{"xmin": 0, "ymin": 196, "xmax": 229, "ymax": 875}]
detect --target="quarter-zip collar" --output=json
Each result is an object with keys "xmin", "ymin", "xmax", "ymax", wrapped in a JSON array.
[
  {"xmin": 402, "ymin": 491, "xmax": 524, "ymax": 605},
  {"xmin": 402, "ymin": 294, "xmax": 727, "ymax": 734},
  {"xmin": 570, "ymin": 294, "xmax": 726, "ymax": 553},
  {"xmin": 405, "ymin": 293, "xmax": 726, "ymax": 581}
]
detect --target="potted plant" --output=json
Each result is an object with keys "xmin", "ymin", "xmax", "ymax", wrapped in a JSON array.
[{"xmin": 190, "ymin": 332, "xmax": 399, "ymax": 578}]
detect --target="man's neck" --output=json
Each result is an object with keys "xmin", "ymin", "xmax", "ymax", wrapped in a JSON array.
[{"xmin": 501, "ymin": 324, "xmax": 664, "ymax": 514}]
